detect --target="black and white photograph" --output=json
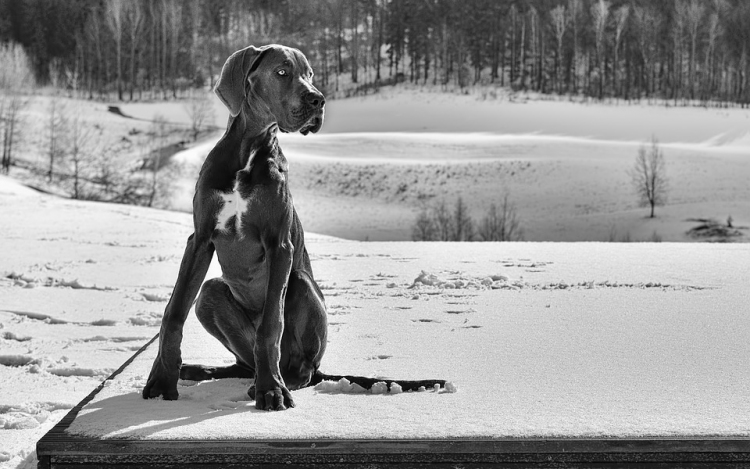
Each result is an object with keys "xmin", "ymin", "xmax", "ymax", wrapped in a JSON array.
[{"xmin": 1, "ymin": 0, "xmax": 749, "ymax": 467}]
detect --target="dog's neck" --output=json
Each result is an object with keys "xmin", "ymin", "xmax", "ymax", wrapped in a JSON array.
[
  {"xmin": 231, "ymin": 91, "xmax": 277, "ymax": 137},
  {"xmin": 226, "ymin": 103, "xmax": 280, "ymax": 171}
]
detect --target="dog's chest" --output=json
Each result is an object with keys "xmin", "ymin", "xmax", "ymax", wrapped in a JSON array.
[
  {"xmin": 213, "ymin": 150, "xmax": 257, "ymax": 235},
  {"xmin": 211, "ymin": 140, "xmax": 289, "ymax": 236},
  {"xmin": 215, "ymin": 184, "xmax": 251, "ymax": 235}
]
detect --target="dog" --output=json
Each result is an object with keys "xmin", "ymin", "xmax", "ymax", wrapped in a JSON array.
[{"xmin": 143, "ymin": 44, "xmax": 445, "ymax": 411}]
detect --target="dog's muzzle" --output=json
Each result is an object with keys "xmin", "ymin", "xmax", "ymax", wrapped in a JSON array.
[
  {"xmin": 300, "ymin": 114, "xmax": 323, "ymax": 135},
  {"xmin": 298, "ymin": 90, "xmax": 325, "ymax": 135}
]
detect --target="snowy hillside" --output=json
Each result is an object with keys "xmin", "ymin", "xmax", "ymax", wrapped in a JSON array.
[{"xmin": 137, "ymin": 88, "xmax": 750, "ymax": 242}]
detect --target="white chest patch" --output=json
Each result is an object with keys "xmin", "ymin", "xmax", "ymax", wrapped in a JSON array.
[
  {"xmin": 215, "ymin": 186, "xmax": 249, "ymax": 235},
  {"xmin": 214, "ymin": 153, "xmax": 256, "ymax": 235}
]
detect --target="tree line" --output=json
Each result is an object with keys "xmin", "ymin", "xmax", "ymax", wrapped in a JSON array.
[{"xmin": 1, "ymin": 0, "xmax": 750, "ymax": 104}]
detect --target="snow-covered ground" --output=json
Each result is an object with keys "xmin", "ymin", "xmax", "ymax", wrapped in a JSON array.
[
  {"xmin": 66, "ymin": 240, "xmax": 750, "ymax": 442},
  {"xmin": 0, "ymin": 175, "xmax": 190, "ymax": 468},
  {"xmin": 2, "ymin": 89, "xmax": 750, "ymax": 466}
]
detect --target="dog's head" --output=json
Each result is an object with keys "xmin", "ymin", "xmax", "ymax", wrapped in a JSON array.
[{"xmin": 215, "ymin": 44, "xmax": 325, "ymax": 135}]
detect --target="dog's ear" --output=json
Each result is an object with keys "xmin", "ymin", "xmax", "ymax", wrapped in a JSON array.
[{"xmin": 214, "ymin": 45, "xmax": 268, "ymax": 117}]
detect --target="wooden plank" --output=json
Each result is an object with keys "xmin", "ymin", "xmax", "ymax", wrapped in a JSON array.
[
  {"xmin": 37, "ymin": 333, "xmax": 750, "ymax": 467},
  {"xmin": 38, "ymin": 436, "xmax": 750, "ymax": 456},
  {"xmin": 41, "ymin": 447, "xmax": 750, "ymax": 468}
]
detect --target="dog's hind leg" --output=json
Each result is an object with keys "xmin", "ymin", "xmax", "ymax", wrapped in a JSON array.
[
  {"xmin": 276, "ymin": 269, "xmax": 328, "ymax": 391},
  {"xmin": 180, "ymin": 277, "xmax": 258, "ymax": 382},
  {"xmin": 276, "ymin": 270, "xmax": 447, "ymax": 393}
]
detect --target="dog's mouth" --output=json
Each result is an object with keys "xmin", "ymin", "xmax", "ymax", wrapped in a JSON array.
[
  {"xmin": 285, "ymin": 105, "xmax": 324, "ymax": 135},
  {"xmin": 299, "ymin": 116, "xmax": 323, "ymax": 136}
]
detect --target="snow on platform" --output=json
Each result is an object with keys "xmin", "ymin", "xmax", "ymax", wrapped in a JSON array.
[{"xmin": 38, "ymin": 239, "xmax": 750, "ymax": 466}]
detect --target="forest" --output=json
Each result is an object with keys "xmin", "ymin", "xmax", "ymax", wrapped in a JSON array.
[{"xmin": 2, "ymin": 0, "xmax": 750, "ymax": 104}]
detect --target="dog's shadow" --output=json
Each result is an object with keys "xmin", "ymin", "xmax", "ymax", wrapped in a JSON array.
[
  {"xmin": 67, "ymin": 377, "xmax": 412, "ymax": 439},
  {"xmin": 67, "ymin": 378, "xmax": 262, "ymax": 439}
]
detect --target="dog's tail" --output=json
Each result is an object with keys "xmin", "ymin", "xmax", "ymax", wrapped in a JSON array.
[
  {"xmin": 180, "ymin": 364, "xmax": 447, "ymax": 393},
  {"xmin": 310, "ymin": 371, "xmax": 446, "ymax": 392}
]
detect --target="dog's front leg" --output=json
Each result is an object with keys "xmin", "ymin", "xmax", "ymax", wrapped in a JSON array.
[
  {"xmin": 143, "ymin": 234, "xmax": 214, "ymax": 400},
  {"xmin": 253, "ymin": 236, "xmax": 295, "ymax": 411}
]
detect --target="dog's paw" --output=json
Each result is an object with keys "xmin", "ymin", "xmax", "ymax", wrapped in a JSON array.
[
  {"xmin": 250, "ymin": 384, "xmax": 295, "ymax": 411},
  {"xmin": 142, "ymin": 359, "xmax": 180, "ymax": 400}
]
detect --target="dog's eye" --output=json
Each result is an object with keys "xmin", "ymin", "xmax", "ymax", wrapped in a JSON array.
[{"xmin": 277, "ymin": 70, "xmax": 288, "ymax": 77}]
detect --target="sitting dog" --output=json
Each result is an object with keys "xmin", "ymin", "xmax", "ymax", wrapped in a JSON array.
[{"xmin": 143, "ymin": 44, "xmax": 445, "ymax": 410}]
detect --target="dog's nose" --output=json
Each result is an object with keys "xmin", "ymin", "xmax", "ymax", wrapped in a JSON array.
[{"xmin": 305, "ymin": 92, "xmax": 325, "ymax": 109}]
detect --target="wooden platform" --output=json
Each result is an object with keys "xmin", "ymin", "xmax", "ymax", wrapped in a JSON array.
[
  {"xmin": 34, "ymin": 340, "xmax": 750, "ymax": 468},
  {"xmin": 36, "ymin": 242, "xmax": 750, "ymax": 467},
  {"xmin": 35, "ymin": 318, "xmax": 750, "ymax": 468},
  {"xmin": 35, "ymin": 370, "xmax": 750, "ymax": 469}
]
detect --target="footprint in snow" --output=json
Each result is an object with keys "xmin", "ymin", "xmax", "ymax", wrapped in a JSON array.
[
  {"xmin": 1, "ymin": 331, "xmax": 31, "ymax": 342},
  {"xmin": 90, "ymin": 319, "xmax": 117, "ymax": 326},
  {"xmin": 445, "ymin": 309, "xmax": 476, "ymax": 315},
  {"xmin": 140, "ymin": 292, "xmax": 170, "ymax": 302},
  {"xmin": 366, "ymin": 355, "xmax": 392, "ymax": 360}
]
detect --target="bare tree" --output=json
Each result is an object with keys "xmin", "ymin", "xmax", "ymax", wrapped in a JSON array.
[
  {"xmin": 682, "ymin": 0, "xmax": 705, "ymax": 100},
  {"xmin": 630, "ymin": 138, "xmax": 669, "ymax": 218},
  {"xmin": 432, "ymin": 199, "xmax": 453, "ymax": 241},
  {"xmin": 704, "ymin": 10, "xmax": 721, "ymax": 100},
  {"xmin": 187, "ymin": 1, "xmax": 204, "ymax": 86},
  {"xmin": 164, "ymin": 0, "xmax": 183, "ymax": 98},
  {"xmin": 411, "ymin": 196, "xmax": 477, "ymax": 242},
  {"xmin": 105, "ymin": 0, "xmax": 126, "ymax": 101},
  {"xmin": 126, "ymin": 0, "xmax": 144, "ymax": 101},
  {"xmin": 591, "ymin": 0, "xmax": 610, "ymax": 99},
  {"xmin": 550, "ymin": 5, "xmax": 568, "ymax": 94},
  {"xmin": 568, "ymin": 0, "xmax": 582, "ymax": 93},
  {"xmin": 85, "ymin": 6, "xmax": 105, "ymax": 99},
  {"xmin": 452, "ymin": 196, "xmax": 474, "ymax": 241},
  {"xmin": 633, "ymin": 5, "xmax": 662, "ymax": 98},
  {"xmin": 147, "ymin": 114, "xmax": 170, "ymax": 207},
  {"xmin": 65, "ymin": 105, "xmax": 99, "ymax": 199},
  {"xmin": 1, "ymin": 43, "xmax": 33, "ymax": 174},
  {"xmin": 184, "ymin": 91, "xmax": 215, "ymax": 141},
  {"xmin": 81, "ymin": 145, "xmax": 140, "ymax": 204},
  {"xmin": 673, "ymin": 1, "xmax": 688, "ymax": 101},
  {"xmin": 411, "ymin": 208, "xmax": 436, "ymax": 241},
  {"xmin": 478, "ymin": 193, "xmax": 524, "ymax": 242},
  {"xmin": 613, "ymin": 5, "xmax": 629, "ymax": 97},
  {"xmin": 46, "ymin": 62, "xmax": 68, "ymax": 182}
]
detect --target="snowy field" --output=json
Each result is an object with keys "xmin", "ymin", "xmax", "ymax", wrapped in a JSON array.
[
  {"xmin": 2, "ymin": 89, "xmax": 750, "ymax": 467},
  {"xmin": 2, "ymin": 174, "xmax": 750, "ymax": 467},
  {"xmin": 65, "ymin": 240, "xmax": 750, "ymax": 443},
  {"xmin": 126, "ymin": 87, "xmax": 750, "ymax": 242}
]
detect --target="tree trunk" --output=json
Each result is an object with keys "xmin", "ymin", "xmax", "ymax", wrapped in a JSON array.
[
  {"xmin": 350, "ymin": 1, "xmax": 359, "ymax": 84},
  {"xmin": 129, "ymin": 37, "xmax": 137, "ymax": 101},
  {"xmin": 510, "ymin": 9, "xmax": 516, "ymax": 85},
  {"xmin": 161, "ymin": 6, "xmax": 168, "ymax": 100},
  {"xmin": 376, "ymin": 0, "xmax": 383, "ymax": 81},
  {"xmin": 73, "ymin": 156, "xmax": 80, "ymax": 199},
  {"xmin": 519, "ymin": 17, "xmax": 526, "ymax": 89}
]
